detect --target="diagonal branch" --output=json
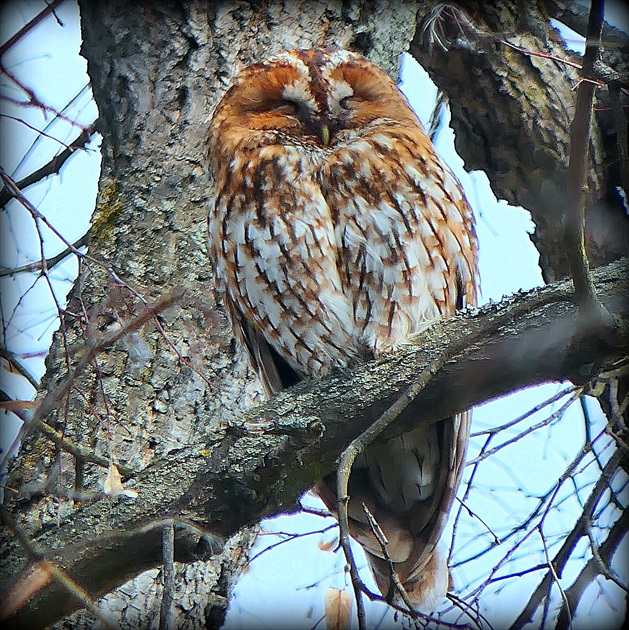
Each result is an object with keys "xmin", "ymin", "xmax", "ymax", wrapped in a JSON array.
[
  {"xmin": 0, "ymin": 259, "xmax": 627, "ymax": 629},
  {"xmin": 508, "ymin": 449, "xmax": 624, "ymax": 630},
  {"xmin": 0, "ymin": 234, "xmax": 90, "ymax": 278},
  {"xmin": 0, "ymin": 0, "xmax": 65, "ymax": 58},
  {"xmin": 0, "ymin": 122, "xmax": 98, "ymax": 209}
]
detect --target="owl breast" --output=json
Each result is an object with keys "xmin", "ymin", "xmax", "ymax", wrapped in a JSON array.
[
  {"xmin": 208, "ymin": 141, "xmax": 362, "ymax": 378},
  {"xmin": 323, "ymin": 123, "xmax": 475, "ymax": 354}
]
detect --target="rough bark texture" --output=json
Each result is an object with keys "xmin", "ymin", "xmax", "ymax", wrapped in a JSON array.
[
  {"xmin": 2, "ymin": 1, "xmax": 421, "ymax": 627},
  {"xmin": 2, "ymin": 1, "xmax": 627, "ymax": 628},
  {"xmin": 411, "ymin": 0, "xmax": 629, "ymax": 283}
]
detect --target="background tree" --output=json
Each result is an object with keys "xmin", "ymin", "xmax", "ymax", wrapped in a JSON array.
[{"xmin": 0, "ymin": 1, "xmax": 627, "ymax": 629}]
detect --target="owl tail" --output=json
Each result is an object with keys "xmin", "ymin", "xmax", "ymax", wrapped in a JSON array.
[
  {"xmin": 367, "ymin": 543, "xmax": 450, "ymax": 611},
  {"xmin": 315, "ymin": 477, "xmax": 449, "ymax": 609},
  {"xmin": 315, "ymin": 412, "xmax": 469, "ymax": 610}
]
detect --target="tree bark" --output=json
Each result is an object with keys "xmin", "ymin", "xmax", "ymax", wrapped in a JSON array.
[
  {"xmin": 411, "ymin": 0, "xmax": 629, "ymax": 283},
  {"xmin": 2, "ymin": 0, "xmax": 422, "ymax": 627}
]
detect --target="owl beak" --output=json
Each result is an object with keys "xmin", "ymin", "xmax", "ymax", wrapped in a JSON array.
[{"xmin": 320, "ymin": 124, "xmax": 330, "ymax": 146}]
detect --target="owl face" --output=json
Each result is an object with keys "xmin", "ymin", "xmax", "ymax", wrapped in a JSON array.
[{"xmin": 211, "ymin": 49, "xmax": 420, "ymax": 149}]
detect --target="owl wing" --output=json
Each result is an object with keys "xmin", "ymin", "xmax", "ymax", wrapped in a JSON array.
[
  {"xmin": 314, "ymin": 123, "xmax": 477, "ymax": 607},
  {"xmin": 224, "ymin": 292, "xmax": 295, "ymax": 394},
  {"xmin": 208, "ymin": 145, "xmax": 359, "ymax": 393}
]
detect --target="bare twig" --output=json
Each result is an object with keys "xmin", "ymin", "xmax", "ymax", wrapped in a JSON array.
[
  {"xmin": 0, "ymin": 234, "xmax": 90, "ymax": 278},
  {"xmin": 0, "ymin": 348, "xmax": 39, "ymax": 389},
  {"xmin": 249, "ymin": 523, "xmax": 337, "ymax": 563},
  {"xmin": 445, "ymin": 592, "xmax": 494, "ymax": 630},
  {"xmin": 0, "ymin": 122, "xmax": 98, "ymax": 208},
  {"xmin": 469, "ymin": 386, "xmax": 580, "ymax": 438},
  {"xmin": 508, "ymin": 451, "xmax": 622, "ymax": 630},
  {"xmin": 335, "ymin": 340, "xmax": 457, "ymax": 628},
  {"xmin": 539, "ymin": 525, "xmax": 572, "ymax": 629},
  {"xmin": 455, "ymin": 416, "xmax": 617, "ymax": 608},
  {"xmin": 500, "ymin": 39, "xmax": 584, "ymax": 71},
  {"xmin": 0, "ymin": 61, "xmax": 87, "ymax": 130},
  {"xmin": 556, "ymin": 507, "xmax": 629, "ymax": 629},
  {"xmin": 454, "ymin": 497, "xmax": 500, "ymax": 546},
  {"xmin": 159, "ymin": 521, "xmax": 175, "ymax": 630},
  {"xmin": 361, "ymin": 503, "xmax": 419, "ymax": 617},
  {"xmin": 466, "ymin": 391, "xmax": 581, "ymax": 466},
  {"xmin": 0, "ymin": 0, "xmax": 65, "ymax": 58},
  {"xmin": 35, "ymin": 415, "xmax": 132, "ymax": 477}
]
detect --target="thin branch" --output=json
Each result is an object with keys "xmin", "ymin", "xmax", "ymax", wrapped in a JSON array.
[
  {"xmin": 0, "ymin": 234, "xmax": 90, "ymax": 278},
  {"xmin": 335, "ymin": 333, "xmax": 458, "ymax": 628},
  {"xmin": 336, "ymin": 492, "xmax": 367, "ymax": 628},
  {"xmin": 0, "ymin": 348, "xmax": 39, "ymax": 389},
  {"xmin": 158, "ymin": 521, "xmax": 175, "ymax": 630},
  {"xmin": 470, "ymin": 386, "xmax": 579, "ymax": 438},
  {"xmin": 0, "ymin": 122, "xmax": 98, "ymax": 208},
  {"xmin": 362, "ymin": 503, "xmax": 419, "ymax": 618},
  {"xmin": 508, "ymin": 451, "xmax": 623, "ymax": 630},
  {"xmin": 454, "ymin": 497, "xmax": 500, "ymax": 546},
  {"xmin": 539, "ymin": 525, "xmax": 572, "ymax": 629},
  {"xmin": 0, "ymin": 61, "xmax": 87, "ymax": 130},
  {"xmin": 500, "ymin": 39, "xmax": 584, "ymax": 71},
  {"xmin": 466, "ymin": 392, "xmax": 580, "ymax": 466},
  {"xmin": 0, "ymin": 0, "xmax": 65, "ymax": 58},
  {"xmin": 556, "ymin": 507, "xmax": 629, "ymax": 629},
  {"xmin": 564, "ymin": 0, "xmax": 611, "ymax": 324},
  {"xmin": 0, "ymin": 112, "xmax": 80, "ymax": 149},
  {"xmin": 249, "ymin": 524, "xmax": 337, "ymax": 563},
  {"xmin": 446, "ymin": 592, "xmax": 494, "ymax": 630},
  {"xmin": 456, "ymin": 423, "xmax": 611, "ymax": 578}
]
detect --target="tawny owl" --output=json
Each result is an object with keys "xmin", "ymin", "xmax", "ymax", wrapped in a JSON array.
[{"xmin": 207, "ymin": 48, "xmax": 478, "ymax": 609}]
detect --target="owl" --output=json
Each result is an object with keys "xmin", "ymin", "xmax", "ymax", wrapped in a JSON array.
[{"xmin": 207, "ymin": 48, "xmax": 478, "ymax": 609}]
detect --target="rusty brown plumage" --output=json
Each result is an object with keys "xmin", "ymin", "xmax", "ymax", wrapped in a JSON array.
[{"xmin": 207, "ymin": 48, "xmax": 478, "ymax": 609}]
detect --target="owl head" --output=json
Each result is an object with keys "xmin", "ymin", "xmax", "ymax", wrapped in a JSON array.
[{"xmin": 209, "ymin": 48, "xmax": 420, "ymax": 151}]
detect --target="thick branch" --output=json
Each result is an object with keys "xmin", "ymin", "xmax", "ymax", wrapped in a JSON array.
[
  {"xmin": 0, "ymin": 258, "xmax": 627, "ymax": 629},
  {"xmin": 545, "ymin": 0, "xmax": 629, "ymax": 51},
  {"xmin": 410, "ymin": 1, "xmax": 629, "ymax": 283}
]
